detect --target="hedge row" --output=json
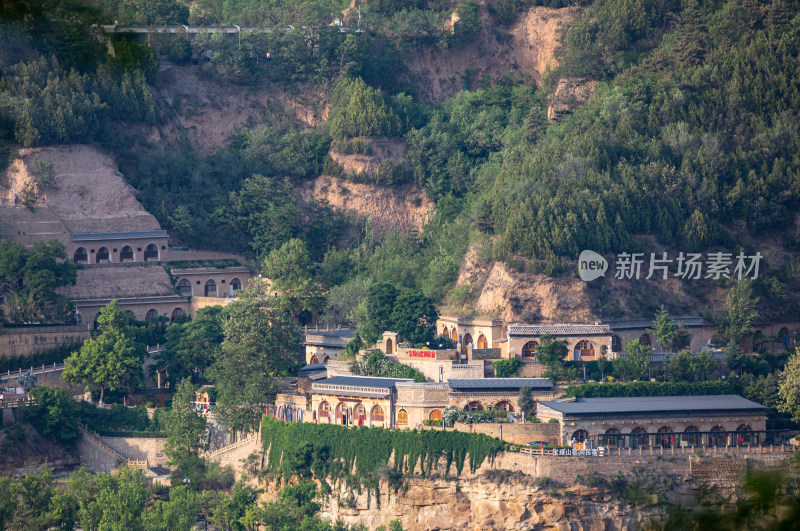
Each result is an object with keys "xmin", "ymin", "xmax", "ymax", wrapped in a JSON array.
[{"xmin": 563, "ymin": 381, "xmax": 733, "ymax": 398}]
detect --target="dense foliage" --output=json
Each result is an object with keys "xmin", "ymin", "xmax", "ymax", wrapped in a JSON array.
[
  {"xmin": 261, "ymin": 417, "xmax": 505, "ymax": 494},
  {"xmin": 349, "ymin": 350, "xmax": 425, "ymax": 382},
  {"xmin": 564, "ymin": 380, "xmax": 734, "ymax": 398},
  {"xmin": 0, "ymin": 239, "xmax": 76, "ymax": 324}
]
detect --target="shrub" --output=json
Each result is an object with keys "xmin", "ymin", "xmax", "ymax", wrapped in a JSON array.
[{"xmin": 493, "ymin": 358, "xmax": 522, "ymax": 378}]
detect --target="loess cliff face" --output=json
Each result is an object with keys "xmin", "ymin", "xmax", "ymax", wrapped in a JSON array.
[
  {"xmin": 404, "ymin": 6, "xmax": 581, "ymax": 104},
  {"xmin": 313, "ymin": 476, "xmax": 665, "ymax": 531}
]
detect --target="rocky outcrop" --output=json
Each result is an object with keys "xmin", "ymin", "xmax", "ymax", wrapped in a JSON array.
[
  {"xmin": 547, "ymin": 78, "xmax": 599, "ymax": 122},
  {"xmin": 454, "ymin": 242, "xmax": 595, "ymax": 323},
  {"xmin": 296, "ymin": 174, "xmax": 432, "ymax": 238},
  {"xmin": 404, "ymin": 6, "xmax": 581, "ymax": 103},
  {"xmin": 316, "ymin": 475, "xmax": 666, "ymax": 530}
]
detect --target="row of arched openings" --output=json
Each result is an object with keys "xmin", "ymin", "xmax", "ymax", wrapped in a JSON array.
[
  {"xmin": 463, "ymin": 400, "xmax": 515, "ymax": 412},
  {"xmin": 74, "ymin": 244, "xmax": 159, "ymax": 264},
  {"xmin": 441, "ymin": 328, "xmax": 489, "ymax": 349},
  {"xmin": 176, "ymin": 278, "xmax": 242, "ymax": 297},
  {"xmin": 584, "ymin": 424, "xmax": 754, "ymax": 448},
  {"xmin": 308, "ymin": 355, "xmax": 330, "ymax": 364},
  {"xmin": 89, "ymin": 307, "xmax": 184, "ymax": 329}
]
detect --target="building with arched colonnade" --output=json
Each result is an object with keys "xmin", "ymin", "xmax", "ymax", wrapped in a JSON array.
[{"xmin": 537, "ymin": 395, "xmax": 768, "ymax": 447}]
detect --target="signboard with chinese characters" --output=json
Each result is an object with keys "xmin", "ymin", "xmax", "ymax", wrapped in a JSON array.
[
  {"xmin": 408, "ymin": 350, "xmax": 436, "ymax": 358},
  {"xmin": 553, "ymin": 448, "xmax": 599, "ymax": 456}
]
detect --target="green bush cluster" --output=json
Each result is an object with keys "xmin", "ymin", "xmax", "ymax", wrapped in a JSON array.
[
  {"xmin": 78, "ymin": 402, "xmax": 165, "ymax": 434},
  {"xmin": 564, "ymin": 380, "xmax": 733, "ymax": 398},
  {"xmin": 493, "ymin": 358, "xmax": 522, "ymax": 378},
  {"xmin": 261, "ymin": 417, "xmax": 505, "ymax": 494}
]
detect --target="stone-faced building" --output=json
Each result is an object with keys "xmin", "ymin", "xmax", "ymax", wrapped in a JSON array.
[
  {"xmin": 537, "ymin": 395, "xmax": 768, "ymax": 447},
  {"xmin": 310, "ymin": 376, "xmax": 413, "ymax": 428},
  {"xmin": 507, "ymin": 324, "xmax": 614, "ymax": 362},
  {"xmin": 447, "ymin": 378, "xmax": 555, "ymax": 413},
  {"xmin": 436, "ymin": 316, "xmax": 505, "ymax": 358},
  {"xmin": 304, "ymin": 376, "xmax": 555, "ymax": 430},
  {"xmin": 304, "ymin": 328, "xmax": 355, "ymax": 364},
  {"xmin": 70, "ymin": 230, "xmax": 169, "ymax": 264}
]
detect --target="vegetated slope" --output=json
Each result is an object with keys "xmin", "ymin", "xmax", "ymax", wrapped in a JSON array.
[{"xmin": 404, "ymin": 6, "xmax": 581, "ymax": 103}]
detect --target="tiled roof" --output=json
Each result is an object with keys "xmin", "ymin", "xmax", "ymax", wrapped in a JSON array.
[
  {"xmin": 71, "ymin": 230, "xmax": 168, "ymax": 241},
  {"xmin": 508, "ymin": 324, "xmax": 610, "ymax": 336},
  {"xmin": 539, "ymin": 395, "xmax": 765, "ymax": 415},
  {"xmin": 298, "ymin": 363, "xmax": 327, "ymax": 373},
  {"xmin": 603, "ymin": 317, "xmax": 705, "ymax": 329},
  {"xmin": 314, "ymin": 376, "xmax": 413, "ymax": 389},
  {"xmin": 448, "ymin": 378, "xmax": 553, "ymax": 391}
]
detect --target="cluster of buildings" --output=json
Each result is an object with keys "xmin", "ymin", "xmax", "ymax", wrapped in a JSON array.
[{"xmin": 276, "ymin": 317, "xmax": 786, "ymax": 447}]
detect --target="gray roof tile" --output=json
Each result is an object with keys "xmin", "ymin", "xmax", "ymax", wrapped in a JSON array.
[
  {"xmin": 71, "ymin": 230, "xmax": 168, "ymax": 241},
  {"xmin": 539, "ymin": 395, "xmax": 765, "ymax": 415},
  {"xmin": 509, "ymin": 324, "xmax": 610, "ymax": 336},
  {"xmin": 315, "ymin": 376, "xmax": 413, "ymax": 389},
  {"xmin": 448, "ymin": 378, "xmax": 553, "ymax": 390}
]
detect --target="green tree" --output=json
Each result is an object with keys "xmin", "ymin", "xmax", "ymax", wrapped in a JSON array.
[
  {"xmin": 162, "ymin": 379, "xmax": 207, "ymax": 484},
  {"xmin": 389, "ymin": 289, "xmax": 438, "ymax": 345},
  {"xmin": 328, "ymin": 77, "xmax": 403, "ymax": 139},
  {"xmin": 614, "ymin": 339, "xmax": 651, "ymax": 381},
  {"xmin": 778, "ymin": 348, "xmax": 800, "ymax": 422},
  {"xmin": 62, "ymin": 301, "xmax": 145, "ymax": 404},
  {"xmin": 493, "ymin": 358, "xmax": 522, "ymax": 378},
  {"xmin": 669, "ymin": 324, "xmax": 693, "ymax": 351},
  {"xmin": 535, "ymin": 334, "xmax": 569, "ymax": 378},
  {"xmin": 692, "ymin": 350, "xmax": 718, "ymax": 381},
  {"xmin": 0, "ymin": 477, "xmax": 18, "ymax": 530},
  {"xmin": 649, "ymin": 305, "xmax": 676, "ymax": 350},
  {"xmin": 208, "ymin": 283, "xmax": 303, "ymax": 432},
  {"xmin": 142, "ymin": 486, "xmax": 201, "ymax": 531},
  {"xmin": 88, "ymin": 467, "xmax": 147, "ymax": 531},
  {"xmin": 358, "ymin": 282, "xmax": 399, "ymax": 344},
  {"xmin": 717, "ymin": 278, "xmax": 759, "ymax": 345},
  {"xmin": 29, "ymin": 385, "xmax": 80, "ymax": 442},
  {"xmin": 262, "ymin": 238, "xmax": 324, "ymax": 318},
  {"xmin": 666, "ymin": 351, "xmax": 695, "ymax": 382},
  {"xmin": 517, "ymin": 385, "xmax": 535, "ymax": 420},
  {"xmin": 157, "ymin": 306, "xmax": 224, "ymax": 387}
]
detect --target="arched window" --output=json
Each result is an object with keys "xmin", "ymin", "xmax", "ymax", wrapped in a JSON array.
[
  {"xmin": 73, "ymin": 247, "xmax": 88, "ymax": 263},
  {"xmin": 604, "ymin": 428, "xmax": 620, "ymax": 448},
  {"xmin": 370, "ymin": 405, "xmax": 384, "ymax": 423},
  {"xmin": 335, "ymin": 402, "xmax": 348, "ymax": 424},
  {"xmin": 494, "ymin": 400, "xmax": 514, "ymax": 412},
  {"xmin": 354, "ymin": 404, "xmax": 366, "ymax": 420},
  {"xmin": 96, "ymin": 247, "xmax": 109, "ymax": 263},
  {"xmin": 442, "ymin": 326, "xmax": 449, "ymax": 338},
  {"xmin": 451, "ymin": 328, "xmax": 458, "ymax": 342},
  {"xmin": 522, "ymin": 341, "xmax": 539, "ymax": 358},
  {"xmin": 611, "ymin": 335, "xmax": 622, "ymax": 353},
  {"xmin": 684, "ymin": 425, "xmax": 700, "ymax": 446},
  {"xmin": 177, "ymin": 279, "xmax": 192, "ymax": 296},
  {"xmin": 477, "ymin": 334, "xmax": 488, "ymax": 349},
  {"xmin": 639, "ymin": 334, "xmax": 651, "ymax": 346},
  {"xmin": 710, "ymin": 425, "xmax": 726, "ymax": 447},
  {"xmin": 574, "ymin": 340, "xmax": 595, "ymax": 360},
  {"xmin": 736, "ymin": 424, "xmax": 752, "ymax": 444},
  {"xmin": 779, "ymin": 328, "xmax": 791, "ymax": 349},
  {"xmin": 464, "ymin": 401, "xmax": 483, "ymax": 411},
  {"xmin": 657, "ymin": 426, "xmax": 674, "ymax": 447},
  {"xmin": 571, "ymin": 429, "xmax": 588, "ymax": 443},
  {"xmin": 298, "ymin": 310, "xmax": 313, "ymax": 326},
  {"xmin": 144, "ymin": 244, "xmax": 159, "ymax": 261},
  {"xmin": 204, "ymin": 280, "xmax": 217, "ymax": 297},
  {"xmin": 323, "ymin": 356, "xmax": 330, "ymax": 363},
  {"xmin": 230, "ymin": 278, "xmax": 242, "ymax": 295},
  {"xmin": 429, "ymin": 409, "xmax": 442, "ymax": 421},
  {"xmin": 120, "ymin": 245, "xmax": 134, "ymax": 262},
  {"xmin": 319, "ymin": 401, "xmax": 331, "ymax": 422},
  {"xmin": 92, "ymin": 312, "xmax": 102, "ymax": 329},
  {"xmin": 462, "ymin": 333, "xmax": 473, "ymax": 347},
  {"xmin": 397, "ymin": 409, "xmax": 408, "ymax": 425},
  {"xmin": 385, "ymin": 338, "xmax": 393, "ymax": 354},
  {"xmin": 171, "ymin": 307, "xmax": 184, "ymax": 322},
  {"xmin": 309, "ymin": 355, "xmax": 319, "ymax": 364},
  {"xmin": 631, "ymin": 427, "xmax": 648, "ymax": 448},
  {"xmin": 145, "ymin": 309, "xmax": 158, "ymax": 321}
]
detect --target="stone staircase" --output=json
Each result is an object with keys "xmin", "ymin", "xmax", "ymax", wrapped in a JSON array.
[{"xmin": 78, "ymin": 425, "xmax": 148, "ymax": 469}]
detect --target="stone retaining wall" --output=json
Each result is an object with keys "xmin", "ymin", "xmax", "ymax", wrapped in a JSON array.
[{"xmin": 99, "ymin": 435, "xmax": 167, "ymax": 466}]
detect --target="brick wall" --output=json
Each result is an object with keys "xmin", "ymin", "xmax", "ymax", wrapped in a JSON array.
[
  {"xmin": 99, "ymin": 436, "xmax": 167, "ymax": 466},
  {"xmin": 446, "ymin": 422, "xmax": 562, "ymax": 445}
]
